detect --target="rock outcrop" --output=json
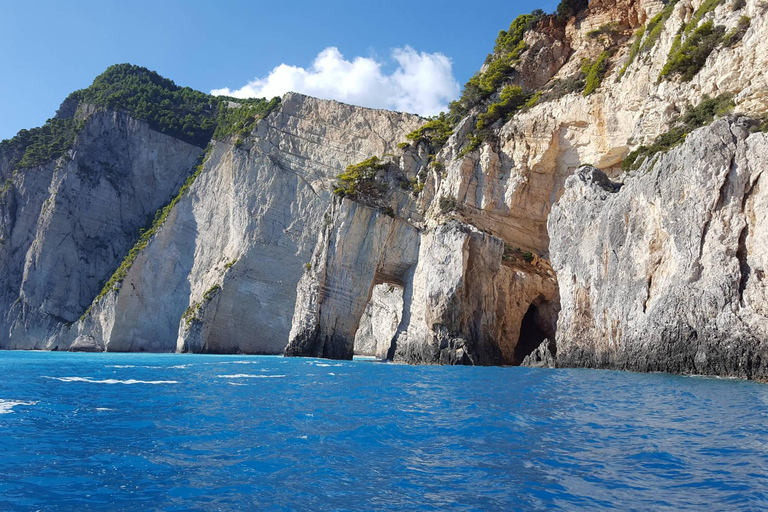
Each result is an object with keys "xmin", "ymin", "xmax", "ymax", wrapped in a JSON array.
[
  {"xmin": 1, "ymin": 0, "xmax": 768, "ymax": 380},
  {"xmin": 550, "ymin": 119, "xmax": 768, "ymax": 380},
  {"xmin": 0, "ymin": 109, "xmax": 202, "ymax": 349},
  {"xmin": 1, "ymin": 92, "xmax": 420, "ymax": 352},
  {"xmin": 285, "ymin": 0, "xmax": 768, "ymax": 372}
]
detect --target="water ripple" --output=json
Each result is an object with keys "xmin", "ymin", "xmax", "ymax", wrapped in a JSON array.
[{"xmin": 0, "ymin": 353, "xmax": 763, "ymax": 510}]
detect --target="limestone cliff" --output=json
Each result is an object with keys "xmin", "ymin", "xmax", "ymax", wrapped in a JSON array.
[
  {"xmin": 550, "ymin": 120, "xmax": 768, "ymax": 380},
  {"xmin": 286, "ymin": 0, "xmax": 768, "ymax": 374},
  {"xmin": 0, "ymin": 86, "xmax": 420, "ymax": 352},
  {"xmin": 0, "ymin": 107, "xmax": 202, "ymax": 349},
  {"xmin": 2, "ymin": 0, "xmax": 768, "ymax": 381},
  {"xmin": 73, "ymin": 93, "xmax": 419, "ymax": 353}
]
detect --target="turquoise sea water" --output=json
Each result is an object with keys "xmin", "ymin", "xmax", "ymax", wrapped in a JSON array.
[{"xmin": 1, "ymin": 352, "xmax": 767, "ymax": 511}]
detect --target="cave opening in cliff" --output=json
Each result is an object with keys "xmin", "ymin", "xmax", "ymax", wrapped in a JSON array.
[
  {"xmin": 353, "ymin": 282, "xmax": 404, "ymax": 359},
  {"xmin": 514, "ymin": 303, "xmax": 548, "ymax": 365}
]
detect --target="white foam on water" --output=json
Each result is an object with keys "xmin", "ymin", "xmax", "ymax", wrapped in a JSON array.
[
  {"xmin": 44, "ymin": 377, "xmax": 178, "ymax": 385},
  {"xmin": 0, "ymin": 399, "xmax": 38, "ymax": 414},
  {"xmin": 107, "ymin": 365, "xmax": 136, "ymax": 368},
  {"xmin": 218, "ymin": 374, "xmax": 287, "ymax": 379},
  {"xmin": 169, "ymin": 364, "xmax": 193, "ymax": 369},
  {"xmin": 95, "ymin": 407, "xmax": 115, "ymax": 412}
]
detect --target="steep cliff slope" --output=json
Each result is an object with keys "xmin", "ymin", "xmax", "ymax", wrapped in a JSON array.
[
  {"xmin": 2, "ymin": 0, "xmax": 768, "ymax": 380},
  {"xmin": 74, "ymin": 93, "xmax": 419, "ymax": 353},
  {"xmin": 0, "ymin": 106, "xmax": 203, "ymax": 349},
  {"xmin": 286, "ymin": 0, "xmax": 768, "ymax": 375},
  {"xmin": 0, "ymin": 66, "xmax": 419, "ymax": 352},
  {"xmin": 551, "ymin": 119, "xmax": 768, "ymax": 380}
]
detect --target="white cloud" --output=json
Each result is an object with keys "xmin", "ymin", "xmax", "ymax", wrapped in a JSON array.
[{"xmin": 211, "ymin": 46, "xmax": 459, "ymax": 117}]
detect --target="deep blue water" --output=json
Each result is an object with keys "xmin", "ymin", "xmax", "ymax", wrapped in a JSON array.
[{"xmin": 1, "ymin": 353, "xmax": 767, "ymax": 511}]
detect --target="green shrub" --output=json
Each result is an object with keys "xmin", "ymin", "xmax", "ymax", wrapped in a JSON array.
[
  {"xmin": 582, "ymin": 52, "xmax": 610, "ymax": 96},
  {"xmin": 732, "ymin": 0, "xmax": 746, "ymax": 10},
  {"xmin": 476, "ymin": 85, "xmax": 530, "ymax": 130},
  {"xmin": 557, "ymin": 0, "xmax": 588, "ymax": 20},
  {"xmin": 2, "ymin": 64, "xmax": 281, "ymax": 172},
  {"xmin": 523, "ymin": 90, "xmax": 543, "ymax": 109},
  {"xmin": 621, "ymin": 94, "xmax": 734, "ymax": 171},
  {"xmin": 224, "ymin": 258, "xmax": 238, "ymax": 270},
  {"xmin": 397, "ymin": 142, "xmax": 410, "ymax": 149},
  {"xmin": 617, "ymin": 27, "xmax": 645, "ymax": 80},
  {"xmin": 659, "ymin": 21, "xmax": 725, "ymax": 81},
  {"xmin": 458, "ymin": 133, "xmax": 483, "ymax": 158},
  {"xmin": 333, "ymin": 156, "xmax": 387, "ymax": 198},
  {"xmin": 182, "ymin": 303, "xmax": 200, "ymax": 325},
  {"xmin": 523, "ymin": 251, "xmax": 535, "ymax": 263},
  {"xmin": 586, "ymin": 22, "xmax": 621, "ymax": 39},
  {"xmin": 67, "ymin": 64, "xmax": 220, "ymax": 147},
  {"xmin": 203, "ymin": 284, "xmax": 221, "ymax": 301},
  {"xmin": 538, "ymin": 74, "xmax": 586, "ymax": 103},
  {"xmin": 448, "ymin": 10, "xmax": 543, "ymax": 121},
  {"xmin": 182, "ymin": 284, "xmax": 221, "ymax": 326},
  {"xmin": 747, "ymin": 115, "xmax": 768, "ymax": 133},
  {"xmin": 723, "ymin": 15, "xmax": 751, "ymax": 46},
  {"xmin": 212, "ymin": 96, "xmax": 280, "ymax": 140},
  {"xmin": 405, "ymin": 113, "xmax": 453, "ymax": 149},
  {"xmin": 618, "ymin": 1, "xmax": 679, "ymax": 80},
  {"xmin": 0, "ymin": 117, "xmax": 83, "ymax": 170},
  {"xmin": 494, "ymin": 12, "xmax": 543, "ymax": 54},
  {"xmin": 683, "ymin": 0, "xmax": 725, "ymax": 36}
]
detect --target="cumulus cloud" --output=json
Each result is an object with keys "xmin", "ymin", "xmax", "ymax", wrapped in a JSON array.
[{"xmin": 211, "ymin": 46, "xmax": 460, "ymax": 117}]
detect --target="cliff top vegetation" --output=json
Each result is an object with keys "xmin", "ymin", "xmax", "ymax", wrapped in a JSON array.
[{"xmin": 0, "ymin": 64, "xmax": 279, "ymax": 171}]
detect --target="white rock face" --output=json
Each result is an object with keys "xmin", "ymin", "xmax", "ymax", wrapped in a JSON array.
[
  {"xmin": 0, "ymin": 110, "xmax": 203, "ymax": 349},
  {"xmin": 2, "ymin": 0, "xmax": 768, "ymax": 379},
  {"xmin": 549, "ymin": 121, "xmax": 768, "ymax": 379},
  {"xmin": 285, "ymin": 0, "xmax": 768, "ymax": 369},
  {"xmin": 71, "ymin": 93, "xmax": 421, "ymax": 353},
  {"xmin": 286, "ymin": 209, "xmax": 559, "ymax": 364}
]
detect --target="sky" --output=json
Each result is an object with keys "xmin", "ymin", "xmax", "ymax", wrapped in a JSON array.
[{"xmin": 0, "ymin": 0, "xmax": 558, "ymax": 141}]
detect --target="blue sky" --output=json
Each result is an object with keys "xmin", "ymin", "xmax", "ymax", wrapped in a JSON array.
[{"xmin": 0, "ymin": 0, "xmax": 558, "ymax": 141}]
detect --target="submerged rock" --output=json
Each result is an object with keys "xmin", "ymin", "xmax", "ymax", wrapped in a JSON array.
[{"xmin": 521, "ymin": 339, "xmax": 557, "ymax": 368}]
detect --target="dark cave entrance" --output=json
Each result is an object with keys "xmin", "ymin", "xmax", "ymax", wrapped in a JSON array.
[{"xmin": 513, "ymin": 303, "xmax": 549, "ymax": 365}]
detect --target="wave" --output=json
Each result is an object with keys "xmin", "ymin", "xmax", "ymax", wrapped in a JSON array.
[
  {"xmin": 44, "ymin": 377, "xmax": 178, "ymax": 385},
  {"xmin": 0, "ymin": 399, "xmax": 38, "ymax": 414},
  {"xmin": 217, "ymin": 374, "xmax": 286, "ymax": 379}
]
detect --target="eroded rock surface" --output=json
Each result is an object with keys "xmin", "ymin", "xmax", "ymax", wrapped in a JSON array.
[
  {"xmin": 74, "ymin": 93, "xmax": 421, "ymax": 353},
  {"xmin": 0, "ymin": 110, "xmax": 202, "ymax": 349},
  {"xmin": 550, "ymin": 119, "xmax": 768, "ymax": 379}
]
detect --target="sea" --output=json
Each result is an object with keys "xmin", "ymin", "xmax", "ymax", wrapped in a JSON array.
[{"xmin": 1, "ymin": 351, "xmax": 767, "ymax": 511}]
